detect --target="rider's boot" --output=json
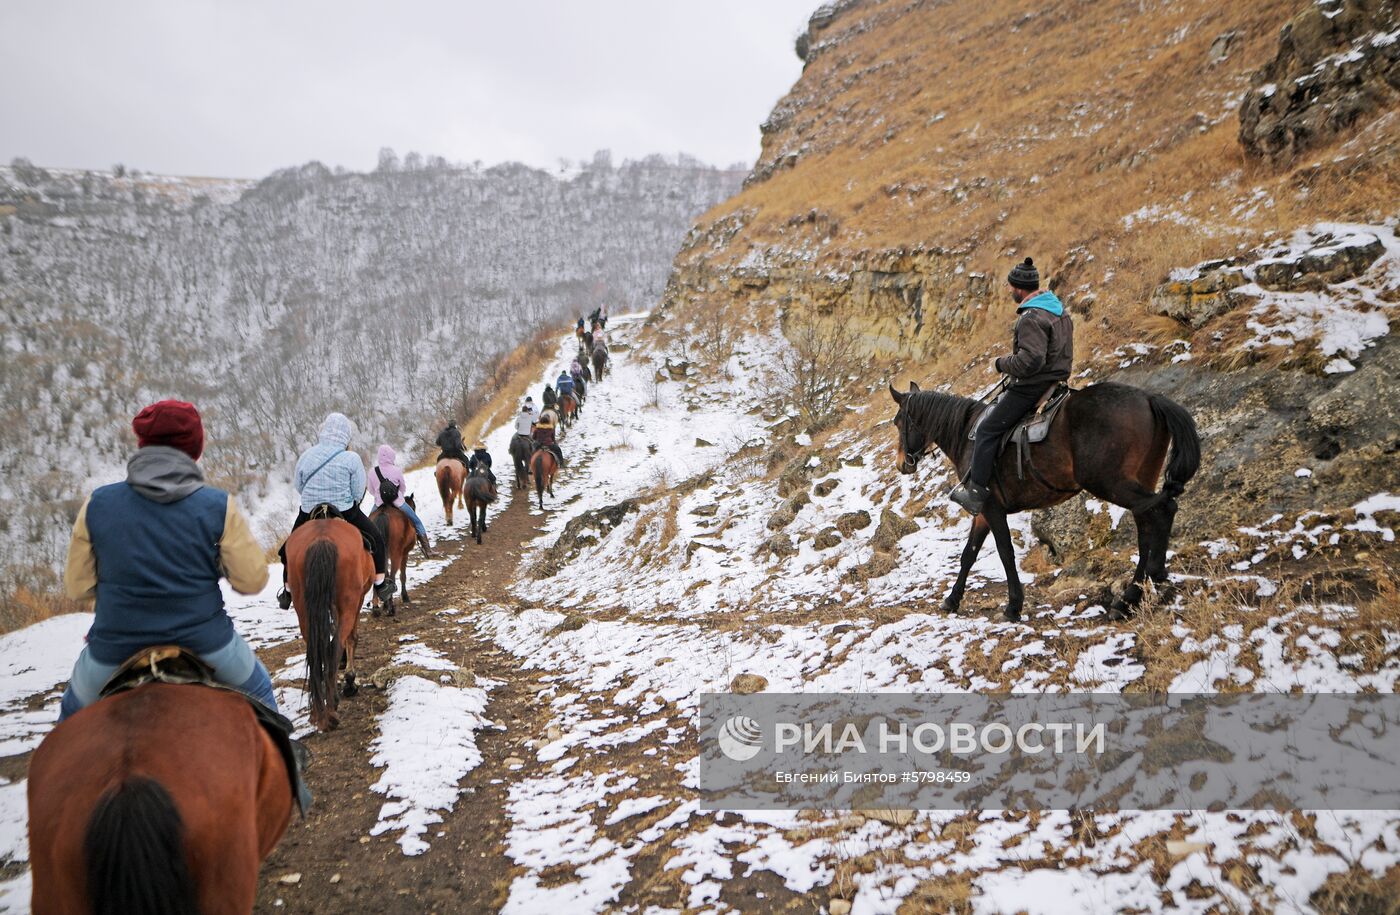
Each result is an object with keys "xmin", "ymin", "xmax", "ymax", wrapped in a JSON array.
[
  {"xmin": 277, "ymin": 584, "xmax": 292, "ymax": 610},
  {"xmin": 949, "ymin": 481, "xmax": 990, "ymax": 515},
  {"xmin": 417, "ymin": 534, "xmax": 435, "ymax": 558},
  {"xmin": 374, "ymin": 577, "xmax": 395, "ymax": 601}
]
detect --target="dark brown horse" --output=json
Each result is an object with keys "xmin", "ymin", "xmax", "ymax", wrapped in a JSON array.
[
  {"xmin": 559, "ymin": 391, "xmax": 578, "ymax": 427},
  {"xmin": 592, "ymin": 343, "xmax": 608, "ymax": 381},
  {"xmin": 435, "ymin": 458, "xmax": 466, "ymax": 525},
  {"xmin": 510, "ymin": 433, "xmax": 533, "ymax": 490},
  {"xmin": 530, "ymin": 447, "xmax": 558, "ymax": 510},
  {"xmin": 889, "ymin": 381, "xmax": 1199, "ymax": 621},
  {"xmin": 464, "ymin": 467, "xmax": 497, "ymax": 544},
  {"xmin": 28, "ymin": 683, "xmax": 293, "ymax": 914},
  {"xmin": 369, "ymin": 498, "xmax": 416, "ymax": 616},
  {"xmin": 285, "ymin": 518, "xmax": 373, "ymax": 729}
]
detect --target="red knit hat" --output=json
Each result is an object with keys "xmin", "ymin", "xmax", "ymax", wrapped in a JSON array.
[{"xmin": 132, "ymin": 400, "xmax": 205, "ymax": 460}]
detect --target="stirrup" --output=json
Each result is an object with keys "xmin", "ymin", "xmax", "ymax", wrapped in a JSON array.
[
  {"xmin": 949, "ymin": 482, "xmax": 988, "ymax": 515},
  {"xmin": 277, "ymin": 587, "xmax": 292, "ymax": 610}
]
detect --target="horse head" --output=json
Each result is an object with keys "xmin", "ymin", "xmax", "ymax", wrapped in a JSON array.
[{"xmin": 889, "ymin": 381, "xmax": 925, "ymax": 474}]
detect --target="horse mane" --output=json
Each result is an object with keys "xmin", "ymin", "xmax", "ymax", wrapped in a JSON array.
[{"xmin": 905, "ymin": 390, "xmax": 980, "ymax": 450}]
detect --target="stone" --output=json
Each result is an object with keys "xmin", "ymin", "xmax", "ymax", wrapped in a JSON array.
[
  {"xmin": 1031, "ymin": 494, "xmax": 1119, "ymax": 563},
  {"xmin": 1208, "ymin": 29, "xmax": 1237, "ymax": 65},
  {"xmin": 504, "ymin": 756, "xmax": 525, "ymax": 767},
  {"xmin": 814, "ymin": 478, "xmax": 839, "ymax": 496},
  {"xmin": 1150, "ymin": 265, "xmax": 1250, "ymax": 327},
  {"xmin": 1253, "ymin": 232, "xmax": 1385, "ymax": 290},
  {"xmin": 829, "ymin": 901, "xmax": 852, "ymax": 915},
  {"xmin": 552, "ymin": 613, "xmax": 588, "ymax": 633},
  {"xmin": 767, "ymin": 507, "xmax": 797, "ymax": 531},
  {"xmin": 813, "ymin": 527, "xmax": 843, "ymax": 550},
  {"xmin": 835, "ymin": 509, "xmax": 872, "ymax": 535},
  {"xmin": 763, "ymin": 533, "xmax": 797, "ymax": 559},
  {"xmin": 546, "ymin": 725, "xmax": 564, "ymax": 741},
  {"xmin": 1238, "ymin": 0, "xmax": 1400, "ymax": 163},
  {"xmin": 694, "ymin": 437, "xmax": 713, "ymax": 447},
  {"xmin": 730, "ymin": 673, "xmax": 768, "ymax": 694},
  {"xmin": 690, "ymin": 502, "xmax": 719, "ymax": 517},
  {"xmin": 869, "ymin": 508, "xmax": 918, "ymax": 553},
  {"xmin": 787, "ymin": 490, "xmax": 812, "ymax": 512},
  {"xmin": 279, "ymin": 874, "xmax": 302, "ymax": 886}
]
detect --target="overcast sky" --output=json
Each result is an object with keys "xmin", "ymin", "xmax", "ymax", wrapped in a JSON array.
[{"xmin": 1, "ymin": 0, "xmax": 815, "ymax": 178}]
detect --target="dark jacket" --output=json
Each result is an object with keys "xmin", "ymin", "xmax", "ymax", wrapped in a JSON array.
[
  {"xmin": 469, "ymin": 448, "xmax": 492, "ymax": 470},
  {"xmin": 994, "ymin": 292, "xmax": 1073, "ymax": 386},
  {"xmin": 68, "ymin": 447, "xmax": 267, "ymax": 664},
  {"xmin": 436, "ymin": 425, "xmax": 465, "ymax": 456}
]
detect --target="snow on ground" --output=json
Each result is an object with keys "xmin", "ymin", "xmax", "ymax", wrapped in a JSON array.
[{"xmin": 477, "ymin": 316, "xmax": 1400, "ymax": 913}]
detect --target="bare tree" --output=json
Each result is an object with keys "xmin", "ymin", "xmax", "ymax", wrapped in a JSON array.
[{"xmin": 764, "ymin": 315, "xmax": 869, "ymax": 433}]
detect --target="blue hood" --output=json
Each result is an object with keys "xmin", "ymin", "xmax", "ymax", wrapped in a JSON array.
[{"xmin": 1017, "ymin": 290, "xmax": 1064, "ymax": 316}]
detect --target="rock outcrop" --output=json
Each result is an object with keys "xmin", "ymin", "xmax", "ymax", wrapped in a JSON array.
[{"xmin": 1239, "ymin": 0, "xmax": 1400, "ymax": 163}]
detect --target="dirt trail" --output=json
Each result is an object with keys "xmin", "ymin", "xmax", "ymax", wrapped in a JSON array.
[{"xmin": 253, "ymin": 489, "xmax": 559, "ymax": 913}]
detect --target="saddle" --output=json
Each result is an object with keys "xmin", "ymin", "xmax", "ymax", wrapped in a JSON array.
[
  {"xmin": 98, "ymin": 646, "xmax": 312, "ymax": 815},
  {"xmin": 968, "ymin": 383, "xmax": 1075, "ymax": 487}
]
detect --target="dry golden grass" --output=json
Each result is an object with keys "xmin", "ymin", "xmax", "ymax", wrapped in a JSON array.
[
  {"xmin": 680, "ymin": 0, "xmax": 1398, "ymax": 383},
  {"xmin": 0, "ymin": 584, "xmax": 86, "ymax": 634}
]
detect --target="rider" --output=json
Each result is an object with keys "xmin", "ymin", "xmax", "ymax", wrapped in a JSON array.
[
  {"xmin": 435, "ymin": 420, "xmax": 469, "ymax": 465},
  {"xmin": 59, "ymin": 400, "xmax": 279, "ymax": 719},
  {"xmin": 371, "ymin": 445, "xmax": 433, "ymax": 557},
  {"xmin": 532, "ymin": 411, "xmax": 565, "ymax": 467},
  {"xmin": 468, "ymin": 440, "xmax": 495, "ymax": 485},
  {"xmin": 950, "ymin": 258, "xmax": 1074, "ymax": 515},
  {"xmin": 278, "ymin": 413, "xmax": 394, "ymax": 609},
  {"xmin": 542, "ymin": 384, "xmax": 557, "ymax": 411},
  {"xmin": 555, "ymin": 369, "xmax": 575, "ymax": 404},
  {"xmin": 570, "ymin": 359, "xmax": 587, "ymax": 406}
]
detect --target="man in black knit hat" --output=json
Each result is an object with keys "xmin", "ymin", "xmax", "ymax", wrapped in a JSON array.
[{"xmin": 950, "ymin": 257, "xmax": 1074, "ymax": 515}]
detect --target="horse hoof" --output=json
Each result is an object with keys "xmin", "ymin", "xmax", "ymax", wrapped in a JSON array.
[
  {"xmin": 1003, "ymin": 606, "xmax": 1022, "ymax": 623},
  {"xmin": 1107, "ymin": 600, "xmax": 1134, "ymax": 621},
  {"xmin": 939, "ymin": 596, "xmax": 961, "ymax": 614},
  {"xmin": 371, "ymin": 606, "xmax": 381, "ymax": 618},
  {"xmin": 342, "ymin": 679, "xmax": 358, "ymax": 699}
]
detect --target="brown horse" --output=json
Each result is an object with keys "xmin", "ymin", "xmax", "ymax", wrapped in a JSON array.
[
  {"xmin": 592, "ymin": 343, "xmax": 608, "ymax": 381},
  {"xmin": 28, "ymin": 683, "xmax": 293, "ymax": 914},
  {"xmin": 435, "ymin": 458, "xmax": 466, "ymax": 525},
  {"xmin": 369, "ymin": 499, "xmax": 416, "ymax": 616},
  {"xmin": 559, "ymin": 392, "xmax": 578, "ymax": 427},
  {"xmin": 285, "ymin": 518, "xmax": 373, "ymax": 729},
  {"xmin": 464, "ymin": 467, "xmax": 497, "ymax": 544},
  {"xmin": 530, "ymin": 447, "xmax": 558, "ymax": 510},
  {"xmin": 889, "ymin": 381, "xmax": 1199, "ymax": 622}
]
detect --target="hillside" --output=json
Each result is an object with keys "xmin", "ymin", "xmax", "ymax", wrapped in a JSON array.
[{"xmin": 0, "ymin": 154, "xmax": 743, "ymax": 616}]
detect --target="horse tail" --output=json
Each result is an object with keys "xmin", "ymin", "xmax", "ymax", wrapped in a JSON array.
[
  {"xmin": 84, "ymin": 777, "xmax": 198, "ymax": 915},
  {"xmin": 533, "ymin": 453, "xmax": 546, "ymax": 508},
  {"xmin": 373, "ymin": 508, "xmax": 390, "ymax": 549},
  {"xmin": 437, "ymin": 466, "xmax": 451, "ymax": 504},
  {"xmin": 303, "ymin": 538, "xmax": 340, "ymax": 724},
  {"xmin": 1148, "ymin": 393, "xmax": 1201, "ymax": 500}
]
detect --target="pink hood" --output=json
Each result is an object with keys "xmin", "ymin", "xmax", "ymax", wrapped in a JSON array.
[{"xmin": 372, "ymin": 444, "xmax": 408, "ymax": 507}]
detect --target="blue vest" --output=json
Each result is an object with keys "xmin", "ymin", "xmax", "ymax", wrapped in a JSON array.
[{"xmin": 83, "ymin": 482, "xmax": 234, "ymax": 664}]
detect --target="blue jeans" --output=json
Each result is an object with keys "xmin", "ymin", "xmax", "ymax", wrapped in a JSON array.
[
  {"xmin": 398, "ymin": 501, "xmax": 427, "ymax": 540},
  {"xmin": 58, "ymin": 630, "xmax": 278, "ymax": 721}
]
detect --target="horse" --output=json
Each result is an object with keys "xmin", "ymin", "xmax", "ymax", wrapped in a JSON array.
[
  {"xmin": 530, "ymin": 447, "xmax": 558, "ymax": 510},
  {"xmin": 510, "ymin": 433, "xmax": 533, "ymax": 490},
  {"xmin": 583, "ymin": 330, "xmax": 594, "ymax": 352},
  {"xmin": 539, "ymin": 407, "xmax": 563, "ymax": 441},
  {"xmin": 369, "ymin": 496, "xmax": 416, "ymax": 617},
  {"xmin": 581, "ymin": 362, "xmax": 593, "ymax": 383},
  {"xmin": 28, "ymin": 684, "xmax": 294, "ymax": 914},
  {"xmin": 592, "ymin": 343, "xmax": 608, "ymax": 382},
  {"xmin": 889, "ymin": 381, "xmax": 1199, "ymax": 622},
  {"xmin": 464, "ymin": 467, "xmax": 497, "ymax": 545},
  {"xmin": 435, "ymin": 457, "xmax": 467, "ymax": 525},
  {"xmin": 284, "ymin": 517, "xmax": 373, "ymax": 729},
  {"xmin": 559, "ymin": 392, "xmax": 578, "ymax": 427}
]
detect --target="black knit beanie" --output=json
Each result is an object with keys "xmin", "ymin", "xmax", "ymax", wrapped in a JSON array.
[{"xmin": 1008, "ymin": 257, "xmax": 1040, "ymax": 291}]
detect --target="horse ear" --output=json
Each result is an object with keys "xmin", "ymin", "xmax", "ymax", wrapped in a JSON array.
[
  {"xmin": 888, "ymin": 383, "xmax": 905, "ymax": 404},
  {"xmin": 908, "ymin": 381, "xmax": 921, "ymax": 393}
]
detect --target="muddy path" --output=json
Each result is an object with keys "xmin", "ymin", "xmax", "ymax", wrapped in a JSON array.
[{"xmin": 253, "ymin": 488, "xmax": 560, "ymax": 914}]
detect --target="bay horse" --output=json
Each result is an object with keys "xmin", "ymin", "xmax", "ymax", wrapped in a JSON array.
[
  {"xmin": 559, "ymin": 391, "xmax": 578, "ymax": 427},
  {"xmin": 435, "ymin": 457, "xmax": 466, "ymax": 525},
  {"xmin": 464, "ymin": 467, "xmax": 497, "ymax": 544},
  {"xmin": 369, "ymin": 498, "xmax": 416, "ymax": 616},
  {"xmin": 530, "ymin": 447, "xmax": 558, "ymax": 510},
  {"xmin": 29, "ymin": 683, "xmax": 293, "ymax": 914},
  {"xmin": 285, "ymin": 517, "xmax": 373, "ymax": 729},
  {"xmin": 592, "ymin": 343, "xmax": 608, "ymax": 382},
  {"xmin": 509, "ymin": 433, "xmax": 533, "ymax": 490},
  {"xmin": 889, "ymin": 381, "xmax": 1199, "ymax": 621}
]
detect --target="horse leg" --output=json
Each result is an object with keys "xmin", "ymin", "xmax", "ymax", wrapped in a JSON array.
[
  {"xmin": 1148, "ymin": 497, "xmax": 1178, "ymax": 584},
  {"xmin": 942, "ymin": 515, "xmax": 991, "ymax": 613},
  {"xmin": 341, "ymin": 610, "xmax": 359, "ymax": 698},
  {"xmin": 984, "ymin": 506, "xmax": 1024, "ymax": 622}
]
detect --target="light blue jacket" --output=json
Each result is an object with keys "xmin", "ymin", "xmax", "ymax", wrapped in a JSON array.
[{"xmin": 294, "ymin": 413, "xmax": 366, "ymax": 512}]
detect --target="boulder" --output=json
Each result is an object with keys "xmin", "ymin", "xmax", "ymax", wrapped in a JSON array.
[
  {"xmin": 813, "ymin": 527, "xmax": 843, "ymax": 550},
  {"xmin": 730, "ymin": 673, "xmax": 769, "ymax": 694},
  {"xmin": 1238, "ymin": 0, "xmax": 1400, "ymax": 163},
  {"xmin": 814, "ymin": 478, "xmax": 839, "ymax": 497},
  {"xmin": 762, "ymin": 532, "xmax": 798, "ymax": 559},
  {"xmin": 767, "ymin": 506, "xmax": 797, "ymax": 531},
  {"xmin": 1253, "ymin": 231, "xmax": 1385, "ymax": 290},
  {"xmin": 1030, "ymin": 494, "xmax": 1120, "ymax": 563},
  {"xmin": 1150, "ymin": 263, "xmax": 1250, "ymax": 327},
  {"xmin": 869, "ymin": 508, "xmax": 918, "ymax": 553},
  {"xmin": 835, "ymin": 509, "xmax": 873, "ymax": 535}
]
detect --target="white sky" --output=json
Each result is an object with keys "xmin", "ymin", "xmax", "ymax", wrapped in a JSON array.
[{"xmin": 0, "ymin": 0, "xmax": 816, "ymax": 178}]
